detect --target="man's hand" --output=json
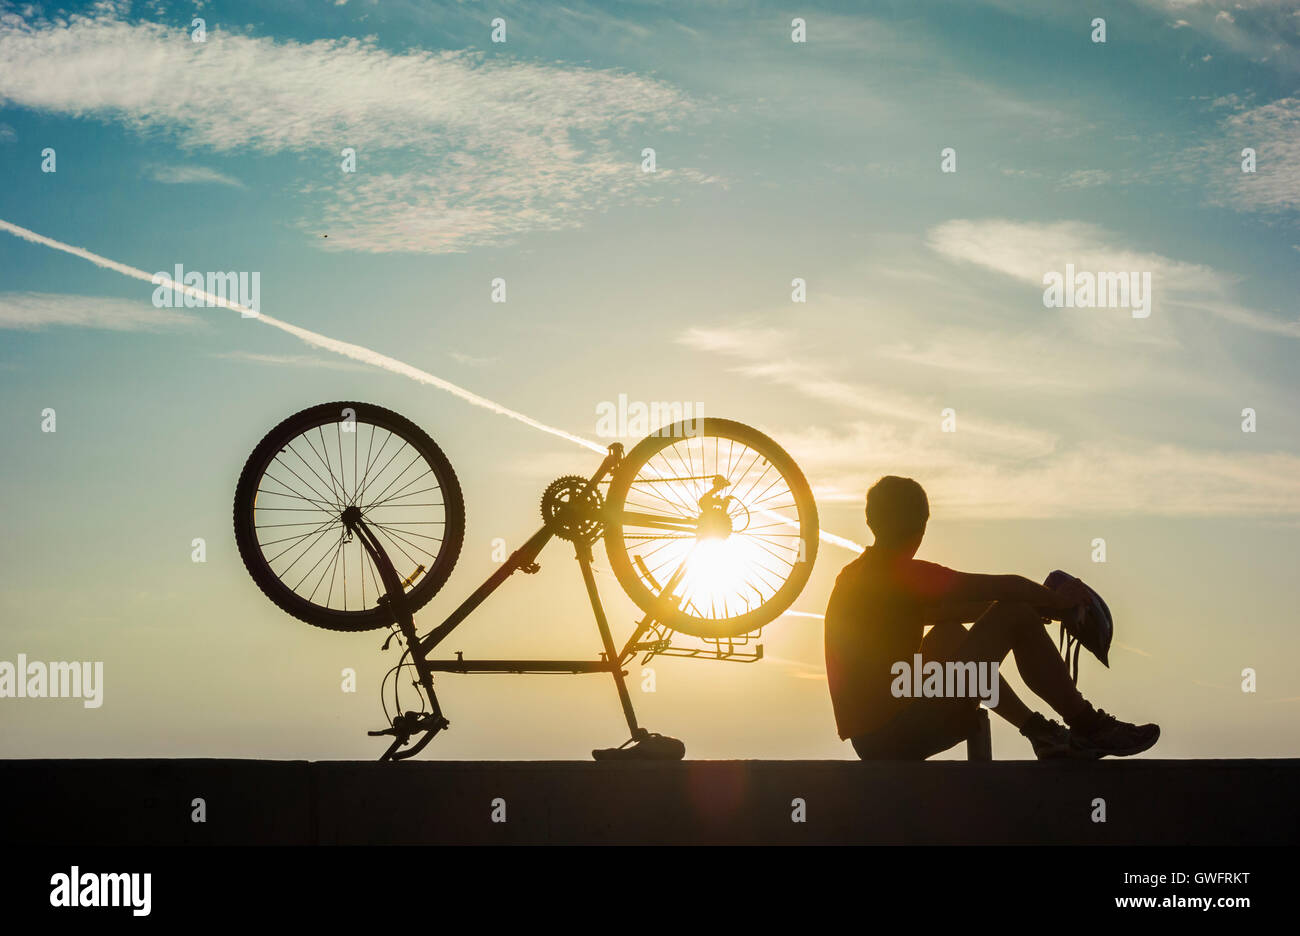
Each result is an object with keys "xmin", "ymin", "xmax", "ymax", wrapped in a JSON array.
[{"xmin": 1042, "ymin": 574, "xmax": 1090, "ymax": 619}]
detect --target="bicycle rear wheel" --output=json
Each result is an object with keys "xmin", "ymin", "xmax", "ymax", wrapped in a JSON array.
[
  {"xmin": 603, "ymin": 418, "xmax": 818, "ymax": 638},
  {"xmin": 233, "ymin": 402, "xmax": 464, "ymax": 631}
]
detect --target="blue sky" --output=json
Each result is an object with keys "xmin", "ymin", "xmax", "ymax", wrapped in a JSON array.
[{"xmin": 1, "ymin": 0, "xmax": 1298, "ymax": 759}]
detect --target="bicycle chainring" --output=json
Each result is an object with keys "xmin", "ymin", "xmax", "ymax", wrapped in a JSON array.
[{"xmin": 540, "ymin": 476, "xmax": 604, "ymax": 544}]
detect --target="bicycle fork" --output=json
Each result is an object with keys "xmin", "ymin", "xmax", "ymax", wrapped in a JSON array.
[{"xmin": 341, "ymin": 506, "xmax": 448, "ymax": 761}]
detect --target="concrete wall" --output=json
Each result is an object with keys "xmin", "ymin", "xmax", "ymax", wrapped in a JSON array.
[{"xmin": 3, "ymin": 759, "xmax": 1294, "ymax": 845}]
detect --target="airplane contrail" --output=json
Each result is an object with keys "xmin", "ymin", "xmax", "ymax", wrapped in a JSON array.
[
  {"xmin": 0, "ymin": 218, "xmax": 865, "ymax": 553},
  {"xmin": 0, "ymin": 218, "xmax": 605, "ymax": 453}
]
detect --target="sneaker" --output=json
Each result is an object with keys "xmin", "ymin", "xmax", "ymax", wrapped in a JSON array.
[
  {"xmin": 1020, "ymin": 712, "xmax": 1100, "ymax": 760},
  {"xmin": 592, "ymin": 732, "xmax": 685, "ymax": 761},
  {"xmin": 1073, "ymin": 709, "xmax": 1160, "ymax": 757}
]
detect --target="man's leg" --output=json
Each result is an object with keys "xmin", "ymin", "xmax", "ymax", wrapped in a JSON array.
[
  {"xmin": 928, "ymin": 605, "xmax": 1160, "ymax": 758},
  {"xmin": 921, "ymin": 620, "xmax": 1036, "ymax": 729},
  {"xmin": 937, "ymin": 603, "xmax": 1091, "ymax": 729}
]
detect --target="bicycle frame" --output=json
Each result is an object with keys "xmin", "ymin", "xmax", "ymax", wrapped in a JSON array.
[{"xmin": 344, "ymin": 442, "xmax": 682, "ymax": 761}]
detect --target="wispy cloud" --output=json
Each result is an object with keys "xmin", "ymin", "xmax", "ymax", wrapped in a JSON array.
[
  {"xmin": 871, "ymin": 322, "xmax": 1202, "ymax": 397},
  {"xmin": 778, "ymin": 421, "xmax": 1300, "ymax": 519},
  {"xmin": 0, "ymin": 292, "xmax": 197, "ymax": 331},
  {"xmin": 762, "ymin": 652, "xmax": 827, "ymax": 679},
  {"xmin": 210, "ymin": 351, "xmax": 370, "ymax": 372},
  {"xmin": 1060, "ymin": 169, "xmax": 1112, "ymax": 189},
  {"xmin": 927, "ymin": 219, "xmax": 1300, "ymax": 337},
  {"xmin": 679, "ymin": 323, "xmax": 1300, "ymax": 519},
  {"xmin": 143, "ymin": 164, "xmax": 244, "ymax": 188},
  {"xmin": 1216, "ymin": 96, "xmax": 1300, "ymax": 213},
  {"xmin": 449, "ymin": 351, "xmax": 495, "ymax": 366},
  {"xmin": 0, "ymin": 10, "xmax": 703, "ymax": 253},
  {"xmin": 1114, "ymin": 640, "xmax": 1154, "ymax": 658},
  {"xmin": 680, "ymin": 324, "xmax": 1060, "ymax": 459},
  {"xmin": 1140, "ymin": 0, "xmax": 1300, "ymax": 71}
]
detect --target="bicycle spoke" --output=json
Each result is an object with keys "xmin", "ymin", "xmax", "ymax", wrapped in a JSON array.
[
  {"xmin": 246, "ymin": 415, "xmax": 451, "ymax": 616},
  {"xmin": 363, "ymin": 472, "xmax": 436, "ymax": 511},
  {"xmin": 614, "ymin": 430, "xmax": 810, "ymax": 627}
]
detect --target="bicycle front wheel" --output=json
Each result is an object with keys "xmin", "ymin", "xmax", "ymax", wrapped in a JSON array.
[{"xmin": 233, "ymin": 402, "xmax": 465, "ymax": 632}]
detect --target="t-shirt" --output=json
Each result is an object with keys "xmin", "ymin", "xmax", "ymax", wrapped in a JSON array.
[{"xmin": 823, "ymin": 549, "xmax": 959, "ymax": 739}]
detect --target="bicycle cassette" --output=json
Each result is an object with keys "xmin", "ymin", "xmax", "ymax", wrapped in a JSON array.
[{"xmin": 541, "ymin": 476, "xmax": 604, "ymax": 543}]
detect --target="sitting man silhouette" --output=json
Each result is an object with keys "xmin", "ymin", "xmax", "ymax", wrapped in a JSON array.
[{"xmin": 824, "ymin": 476, "xmax": 1160, "ymax": 760}]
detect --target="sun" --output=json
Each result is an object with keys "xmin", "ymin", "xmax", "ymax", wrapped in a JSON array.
[{"xmin": 678, "ymin": 536, "xmax": 757, "ymax": 618}]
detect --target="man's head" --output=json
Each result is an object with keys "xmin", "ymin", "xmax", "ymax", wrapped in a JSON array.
[{"xmin": 865, "ymin": 475, "xmax": 929, "ymax": 554}]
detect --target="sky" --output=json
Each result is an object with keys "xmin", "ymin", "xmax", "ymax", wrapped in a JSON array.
[{"xmin": 1, "ymin": 0, "xmax": 1298, "ymax": 761}]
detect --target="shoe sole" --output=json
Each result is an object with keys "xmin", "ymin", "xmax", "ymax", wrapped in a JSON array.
[
  {"xmin": 1092, "ymin": 726, "xmax": 1161, "ymax": 758},
  {"xmin": 1036, "ymin": 745, "xmax": 1105, "ymax": 761}
]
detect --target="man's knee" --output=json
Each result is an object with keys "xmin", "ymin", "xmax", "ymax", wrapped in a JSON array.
[{"xmin": 922, "ymin": 620, "xmax": 967, "ymax": 657}]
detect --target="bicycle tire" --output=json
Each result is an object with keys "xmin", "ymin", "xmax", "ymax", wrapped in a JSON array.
[
  {"xmin": 233, "ymin": 401, "xmax": 465, "ymax": 632},
  {"xmin": 603, "ymin": 418, "xmax": 818, "ymax": 638}
]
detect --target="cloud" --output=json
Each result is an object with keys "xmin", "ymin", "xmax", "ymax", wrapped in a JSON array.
[
  {"xmin": 927, "ymin": 219, "xmax": 1214, "ymax": 291},
  {"xmin": 763, "ymin": 652, "xmax": 826, "ymax": 679},
  {"xmin": 1217, "ymin": 96, "xmax": 1300, "ymax": 213},
  {"xmin": 1150, "ymin": 92, "xmax": 1300, "ymax": 216},
  {"xmin": 210, "ymin": 351, "xmax": 370, "ymax": 371},
  {"xmin": 679, "ymin": 322, "xmax": 1300, "ymax": 519},
  {"xmin": 144, "ymin": 164, "xmax": 244, "ymax": 188},
  {"xmin": 871, "ymin": 324, "xmax": 1207, "ymax": 398},
  {"xmin": 926, "ymin": 219, "xmax": 1300, "ymax": 337},
  {"xmin": 1141, "ymin": 0, "xmax": 1300, "ymax": 69},
  {"xmin": 449, "ymin": 350, "xmax": 495, "ymax": 366},
  {"xmin": 0, "ymin": 10, "xmax": 702, "ymax": 253},
  {"xmin": 0, "ymin": 122, "xmax": 14, "ymax": 142},
  {"xmin": 774, "ymin": 421, "xmax": 1300, "ymax": 519},
  {"xmin": 679, "ymin": 324, "xmax": 1059, "ymax": 459},
  {"xmin": 1060, "ymin": 169, "xmax": 1112, "ymax": 189},
  {"xmin": 0, "ymin": 291, "xmax": 198, "ymax": 331}
]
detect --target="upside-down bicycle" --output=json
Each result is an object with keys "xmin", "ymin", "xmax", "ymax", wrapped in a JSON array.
[{"xmin": 233, "ymin": 402, "xmax": 818, "ymax": 760}]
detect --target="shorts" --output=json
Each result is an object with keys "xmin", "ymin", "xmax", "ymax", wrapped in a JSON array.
[
  {"xmin": 849, "ymin": 620, "xmax": 982, "ymax": 761},
  {"xmin": 850, "ymin": 695, "xmax": 980, "ymax": 760}
]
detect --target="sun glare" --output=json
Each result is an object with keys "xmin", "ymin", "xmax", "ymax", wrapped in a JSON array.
[{"xmin": 678, "ymin": 536, "xmax": 757, "ymax": 617}]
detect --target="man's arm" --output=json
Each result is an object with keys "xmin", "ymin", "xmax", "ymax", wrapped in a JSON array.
[
  {"xmin": 940, "ymin": 571, "xmax": 1082, "ymax": 620},
  {"xmin": 924, "ymin": 599, "xmax": 994, "ymax": 625}
]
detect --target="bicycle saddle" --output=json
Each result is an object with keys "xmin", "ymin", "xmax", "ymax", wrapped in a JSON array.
[{"xmin": 592, "ymin": 732, "xmax": 686, "ymax": 761}]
